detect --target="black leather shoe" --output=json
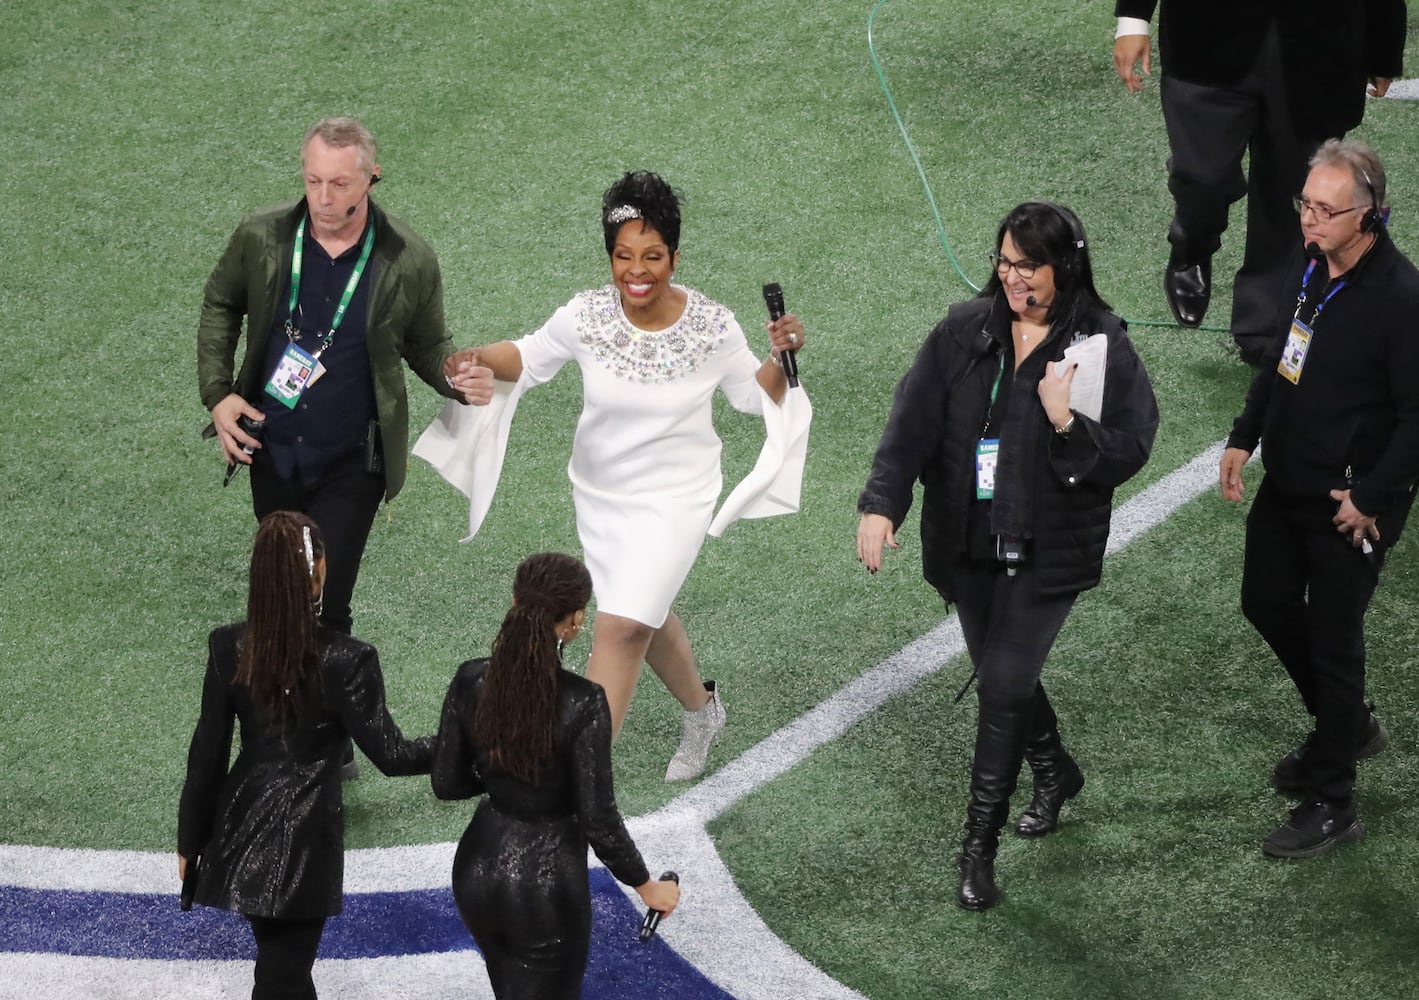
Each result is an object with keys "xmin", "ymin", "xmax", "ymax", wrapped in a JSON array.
[
  {"xmin": 1262, "ymin": 799, "xmax": 1364, "ymax": 859},
  {"xmin": 1273, "ymin": 712, "xmax": 1388, "ymax": 794},
  {"xmin": 1164, "ymin": 252, "xmax": 1211, "ymax": 328}
]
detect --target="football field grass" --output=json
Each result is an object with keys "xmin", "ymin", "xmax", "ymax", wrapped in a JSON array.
[{"xmin": 3, "ymin": 1, "xmax": 1418, "ymax": 996}]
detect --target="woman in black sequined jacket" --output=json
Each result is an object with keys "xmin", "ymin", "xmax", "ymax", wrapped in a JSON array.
[
  {"xmin": 433, "ymin": 552, "xmax": 680, "ymax": 1000},
  {"xmin": 178, "ymin": 512, "xmax": 432, "ymax": 999}
]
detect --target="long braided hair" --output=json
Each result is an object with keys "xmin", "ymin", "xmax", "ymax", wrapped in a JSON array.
[
  {"xmin": 235, "ymin": 511, "xmax": 324, "ymax": 715},
  {"xmin": 475, "ymin": 552, "xmax": 592, "ymax": 782}
]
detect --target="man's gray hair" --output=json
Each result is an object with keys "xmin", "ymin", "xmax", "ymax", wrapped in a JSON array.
[
  {"xmin": 301, "ymin": 116, "xmax": 378, "ymax": 175},
  {"xmin": 1310, "ymin": 138, "xmax": 1385, "ymax": 209}
]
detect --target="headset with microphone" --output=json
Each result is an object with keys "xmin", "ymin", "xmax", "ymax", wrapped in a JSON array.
[
  {"xmin": 345, "ymin": 173, "xmax": 381, "ymax": 217},
  {"xmin": 1358, "ymin": 167, "xmax": 1386, "ymax": 234},
  {"xmin": 1023, "ymin": 201, "xmax": 1086, "ymax": 309}
]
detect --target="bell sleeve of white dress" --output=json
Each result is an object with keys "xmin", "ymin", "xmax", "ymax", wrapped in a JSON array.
[
  {"xmin": 708, "ymin": 332, "xmax": 813, "ymax": 537},
  {"xmin": 412, "ymin": 301, "xmax": 576, "ymax": 541}
]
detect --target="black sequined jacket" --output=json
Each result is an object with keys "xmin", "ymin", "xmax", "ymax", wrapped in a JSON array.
[
  {"xmin": 431, "ymin": 659, "xmax": 650, "ymax": 889},
  {"xmin": 177, "ymin": 624, "xmax": 433, "ymax": 919}
]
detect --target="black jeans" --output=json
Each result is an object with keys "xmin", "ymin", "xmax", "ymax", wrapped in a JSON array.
[
  {"xmin": 247, "ymin": 915, "xmax": 326, "ymax": 1000},
  {"xmin": 1160, "ymin": 22, "xmax": 1318, "ymax": 351},
  {"xmin": 250, "ymin": 448, "xmax": 385, "ymax": 635},
  {"xmin": 949, "ymin": 558, "xmax": 1077, "ymax": 706},
  {"xmin": 1241, "ymin": 476, "xmax": 1382, "ymax": 806}
]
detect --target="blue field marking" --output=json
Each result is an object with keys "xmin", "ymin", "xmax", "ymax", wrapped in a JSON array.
[{"xmin": 0, "ymin": 870, "xmax": 731, "ymax": 998}]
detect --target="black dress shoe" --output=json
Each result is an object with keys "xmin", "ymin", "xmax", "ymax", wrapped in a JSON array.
[
  {"xmin": 1272, "ymin": 712, "xmax": 1388, "ymax": 794},
  {"xmin": 1164, "ymin": 252, "xmax": 1211, "ymax": 328},
  {"xmin": 1262, "ymin": 798, "xmax": 1364, "ymax": 859}
]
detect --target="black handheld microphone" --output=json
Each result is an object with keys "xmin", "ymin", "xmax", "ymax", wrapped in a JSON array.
[
  {"xmin": 1304, "ymin": 241, "xmax": 1323, "ymax": 260},
  {"xmin": 762, "ymin": 283, "xmax": 799, "ymax": 388},
  {"xmin": 639, "ymin": 870, "xmax": 679, "ymax": 943}
]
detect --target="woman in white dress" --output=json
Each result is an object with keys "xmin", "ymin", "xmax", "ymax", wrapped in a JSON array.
[{"xmin": 435, "ymin": 171, "xmax": 808, "ymax": 781}]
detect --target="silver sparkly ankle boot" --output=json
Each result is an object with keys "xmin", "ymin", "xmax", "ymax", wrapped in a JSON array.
[{"xmin": 664, "ymin": 681, "xmax": 725, "ymax": 782}]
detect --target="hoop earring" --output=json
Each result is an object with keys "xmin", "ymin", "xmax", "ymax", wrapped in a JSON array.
[{"xmin": 314, "ymin": 590, "xmax": 324, "ymax": 618}]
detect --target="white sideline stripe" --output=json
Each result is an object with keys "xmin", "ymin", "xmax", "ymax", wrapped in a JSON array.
[
  {"xmin": 0, "ymin": 442, "xmax": 1225, "ymax": 999},
  {"xmin": 1383, "ymin": 78, "xmax": 1419, "ymax": 100},
  {"xmin": 0, "ymin": 951, "xmax": 491, "ymax": 1000}
]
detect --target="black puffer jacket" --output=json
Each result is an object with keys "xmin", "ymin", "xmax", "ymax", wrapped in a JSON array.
[{"xmin": 859, "ymin": 294, "xmax": 1158, "ymax": 599}]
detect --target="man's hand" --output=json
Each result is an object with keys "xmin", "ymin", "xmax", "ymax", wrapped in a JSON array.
[
  {"xmin": 211, "ymin": 393, "xmax": 265, "ymax": 464},
  {"xmin": 1114, "ymin": 34, "xmax": 1152, "ymax": 94},
  {"xmin": 1219, "ymin": 447, "xmax": 1251, "ymax": 502},
  {"xmin": 1330, "ymin": 488, "xmax": 1380, "ymax": 547}
]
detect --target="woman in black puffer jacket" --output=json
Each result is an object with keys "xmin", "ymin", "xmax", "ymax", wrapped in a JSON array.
[{"xmin": 858, "ymin": 202, "xmax": 1158, "ymax": 911}]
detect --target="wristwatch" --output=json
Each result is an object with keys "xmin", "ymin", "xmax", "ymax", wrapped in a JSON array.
[{"xmin": 1055, "ymin": 414, "xmax": 1076, "ymax": 437}]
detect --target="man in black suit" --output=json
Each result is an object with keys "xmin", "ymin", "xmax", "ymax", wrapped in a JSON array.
[{"xmin": 1112, "ymin": 1, "xmax": 1404, "ymax": 363}]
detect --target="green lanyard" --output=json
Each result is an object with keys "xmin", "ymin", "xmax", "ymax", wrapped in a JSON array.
[
  {"xmin": 285, "ymin": 214, "xmax": 376, "ymax": 358},
  {"xmin": 981, "ymin": 353, "xmax": 1005, "ymax": 434}
]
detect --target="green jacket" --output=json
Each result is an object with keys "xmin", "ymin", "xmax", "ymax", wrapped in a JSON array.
[{"xmin": 197, "ymin": 198, "xmax": 463, "ymax": 499}]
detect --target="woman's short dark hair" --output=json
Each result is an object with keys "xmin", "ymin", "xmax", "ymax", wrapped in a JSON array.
[
  {"xmin": 979, "ymin": 201, "xmax": 1110, "ymax": 325},
  {"xmin": 602, "ymin": 171, "xmax": 681, "ymax": 254}
]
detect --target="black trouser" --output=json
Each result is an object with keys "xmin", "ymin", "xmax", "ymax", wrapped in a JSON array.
[
  {"xmin": 1160, "ymin": 22, "xmax": 1318, "ymax": 353},
  {"xmin": 950, "ymin": 558, "xmax": 1077, "ymax": 706},
  {"xmin": 247, "ymin": 915, "xmax": 326, "ymax": 1000},
  {"xmin": 250, "ymin": 448, "xmax": 385, "ymax": 635},
  {"xmin": 1241, "ymin": 476, "xmax": 1382, "ymax": 807},
  {"xmin": 948, "ymin": 558, "xmax": 1078, "ymax": 834}
]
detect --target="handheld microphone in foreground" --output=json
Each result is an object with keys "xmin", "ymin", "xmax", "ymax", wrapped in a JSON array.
[
  {"xmin": 1305, "ymin": 241, "xmax": 1323, "ymax": 260},
  {"xmin": 639, "ymin": 870, "xmax": 679, "ymax": 943},
  {"xmin": 762, "ymin": 282, "xmax": 799, "ymax": 388}
]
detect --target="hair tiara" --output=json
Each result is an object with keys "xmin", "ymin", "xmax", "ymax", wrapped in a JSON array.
[{"xmin": 606, "ymin": 204, "xmax": 642, "ymax": 224}]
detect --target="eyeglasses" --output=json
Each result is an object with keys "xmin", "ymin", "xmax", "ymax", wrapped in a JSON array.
[
  {"xmin": 1292, "ymin": 196, "xmax": 1360, "ymax": 223},
  {"xmin": 989, "ymin": 251, "xmax": 1040, "ymax": 278}
]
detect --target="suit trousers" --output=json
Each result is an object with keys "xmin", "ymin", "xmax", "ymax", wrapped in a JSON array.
[
  {"xmin": 1160, "ymin": 22, "xmax": 1319, "ymax": 357},
  {"xmin": 250, "ymin": 448, "xmax": 385, "ymax": 635},
  {"xmin": 1240, "ymin": 476, "xmax": 1381, "ymax": 806}
]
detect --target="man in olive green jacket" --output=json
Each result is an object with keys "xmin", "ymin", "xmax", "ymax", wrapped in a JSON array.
[{"xmin": 198, "ymin": 117, "xmax": 491, "ymax": 643}]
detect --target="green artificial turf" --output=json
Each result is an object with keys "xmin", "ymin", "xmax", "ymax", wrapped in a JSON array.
[{"xmin": 2, "ymin": 1, "xmax": 1418, "ymax": 995}]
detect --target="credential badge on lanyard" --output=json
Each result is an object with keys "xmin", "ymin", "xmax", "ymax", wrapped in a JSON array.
[{"xmin": 264, "ymin": 215, "xmax": 375, "ymax": 408}]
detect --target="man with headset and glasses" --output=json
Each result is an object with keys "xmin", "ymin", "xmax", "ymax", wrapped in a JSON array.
[{"xmin": 1220, "ymin": 140, "xmax": 1419, "ymax": 858}]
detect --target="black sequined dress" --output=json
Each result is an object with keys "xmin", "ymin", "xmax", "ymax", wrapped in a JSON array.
[{"xmin": 432, "ymin": 659, "xmax": 650, "ymax": 999}]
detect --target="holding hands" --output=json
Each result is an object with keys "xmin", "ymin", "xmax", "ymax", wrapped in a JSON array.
[{"xmin": 443, "ymin": 349, "xmax": 495, "ymax": 406}]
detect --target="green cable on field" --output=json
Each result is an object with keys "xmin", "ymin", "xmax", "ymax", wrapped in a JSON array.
[{"xmin": 866, "ymin": 0, "xmax": 1227, "ymax": 332}]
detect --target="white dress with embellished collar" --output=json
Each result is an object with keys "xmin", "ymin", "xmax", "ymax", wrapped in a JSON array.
[{"xmin": 415, "ymin": 284, "xmax": 811, "ymax": 628}]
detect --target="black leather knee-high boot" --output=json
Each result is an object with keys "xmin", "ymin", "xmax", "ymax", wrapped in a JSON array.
[
  {"xmin": 1015, "ymin": 686, "xmax": 1084, "ymax": 837},
  {"xmin": 958, "ymin": 695, "xmax": 1034, "ymax": 911}
]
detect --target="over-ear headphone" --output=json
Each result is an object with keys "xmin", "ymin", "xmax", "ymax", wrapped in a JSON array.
[
  {"xmin": 1040, "ymin": 201, "xmax": 1087, "ymax": 276},
  {"xmin": 1358, "ymin": 168, "xmax": 1383, "ymax": 234}
]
